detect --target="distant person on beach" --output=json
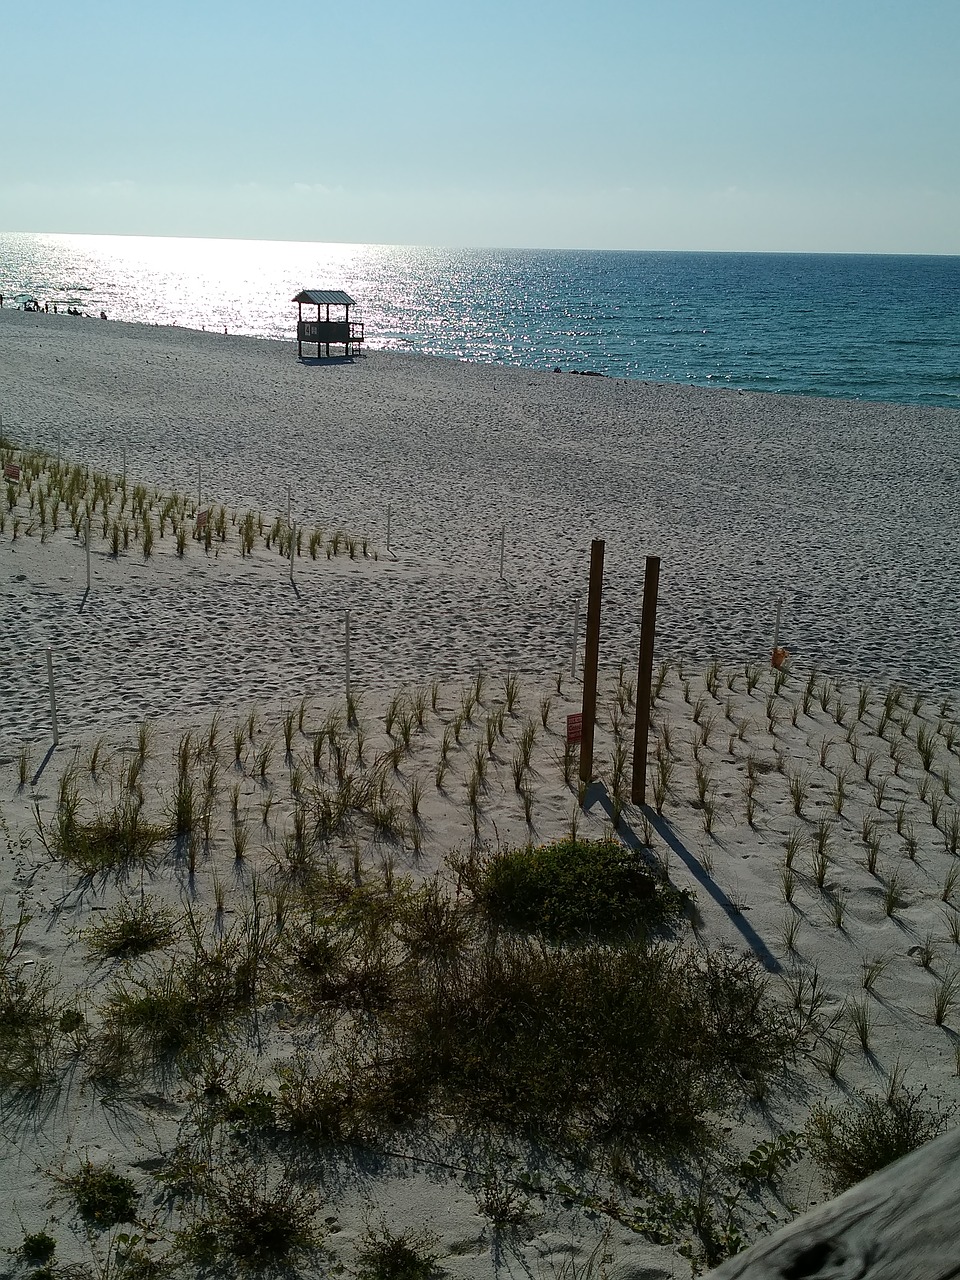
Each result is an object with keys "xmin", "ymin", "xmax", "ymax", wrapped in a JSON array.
[
  {"xmin": 44, "ymin": 302, "xmax": 48, "ymax": 313},
  {"xmin": 0, "ymin": 293, "xmax": 4, "ymax": 307},
  {"xmin": 100, "ymin": 310, "xmax": 107, "ymax": 320}
]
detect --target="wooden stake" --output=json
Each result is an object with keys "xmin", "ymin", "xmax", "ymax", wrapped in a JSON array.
[
  {"xmin": 579, "ymin": 539, "xmax": 605, "ymax": 786},
  {"xmin": 570, "ymin": 594, "xmax": 581, "ymax": 679},
  {"xmin": 631, "ymin": 555, "xmax": 661, "ymax": 806},
  {"xmin": 345, "ymin": 609, "xmax": 352, "ymax": 701},
  {"xmin": 85, "ymin": 516, "xmax": 91, "ymax": 590},
  {"xmin": 46, "ymin": 647, "xmax": 59, "ymax": 745}
]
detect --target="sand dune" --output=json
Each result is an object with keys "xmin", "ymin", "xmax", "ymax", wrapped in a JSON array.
[{"xmin": 2, "ymin": 309, "xmax": 960, "ymax": 1277}]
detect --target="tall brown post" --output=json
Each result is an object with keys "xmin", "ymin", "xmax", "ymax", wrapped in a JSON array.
[
  {"xmin": 631, "ymin": 555, "xmax": 661, "ymax": 805},
  {"xmin": 579, "ymin": 539, "xmax": 605, "ymax": 787}
]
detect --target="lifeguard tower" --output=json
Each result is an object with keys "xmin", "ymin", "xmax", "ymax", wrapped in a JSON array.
[{"xmin": 293, "ymin": 290, "xmax": 364, "ymax": 359}]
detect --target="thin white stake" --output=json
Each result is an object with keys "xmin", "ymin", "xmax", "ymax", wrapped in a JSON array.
[
  {"xmin": 571, "ymin": 594, "xmax": 581, "ymax": 679},
  {"xmin": 122, "ymin": 446, "xmax": 126, "ymax": 485},
  {"xmin": 46, "ymin": 647, "xmax": 59, "ymax": 745},
  {"xmin": 345, "ymin": 610, "xmax": 352, "ymax": 701},
  {"xmin": 773, "ymin": 595, "xmax": 784, "ymax": 651},
  {"xmin": 85, "ymin": 516, "xmax": 91, "ymax": 590},
  {"xmin": 57, "ymin": 429, "xmax": 61, "ymax": 467},
  {"xmin": 386, "ymin": 502, "xmax": 392, "ymax": 555},
  {"xmin": 286, "ymin": 484, "xmax": 291, "ymax": 526},
  {"xmin": 499, "ymin": 524, "xmax": 506, "ymax": 580},
  {"xmin": 290, "ymin": 523, "xmax": 296, "ymax": 582}
]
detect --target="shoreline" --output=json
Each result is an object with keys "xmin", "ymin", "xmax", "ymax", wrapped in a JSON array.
[{"xmin": 4, "ymin": 301, "xmax": 957, "ymax": 412}]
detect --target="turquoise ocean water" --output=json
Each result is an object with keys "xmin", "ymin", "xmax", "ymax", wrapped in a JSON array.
[{"xmin": 1, "ymin": 232, "xmax": 958, "ymax": 407}]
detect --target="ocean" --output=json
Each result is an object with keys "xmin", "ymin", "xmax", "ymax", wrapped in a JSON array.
[{"xmin": 1, "ymin": 231, "xmax": 958, "ymax": 408}]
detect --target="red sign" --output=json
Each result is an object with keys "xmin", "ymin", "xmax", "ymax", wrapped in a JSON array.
[
  {"xmin": 3, "ymin": 463, "xmax": 20, "ymax": 481},
  {"xmin": 566, "ymin": 713, "xmax": 583, "ymax": 744},
  {"xmin": 195, "ymin": 509, "xmax": 209, "ymax": 530}
]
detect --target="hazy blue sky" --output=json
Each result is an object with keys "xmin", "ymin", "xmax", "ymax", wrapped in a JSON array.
[{"xmin": 2, "ymin": 0, "xmax": 958, "ymax": 252}]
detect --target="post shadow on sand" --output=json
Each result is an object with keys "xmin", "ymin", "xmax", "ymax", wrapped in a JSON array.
[
  {"xmin": 582, "ymin": 780, "xmax": 781, "ymax": 974},
  {"xmin": 79, "ymin": 586, "xmax": 89, "ymax": 613},
  {"xmin": 30, "ymin": 742, "xmax": 58, "ymax": 785}
]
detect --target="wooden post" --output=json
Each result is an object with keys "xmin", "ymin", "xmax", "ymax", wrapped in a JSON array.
[
  {"xmin": 345, "ymin": 609, "xmax": 352, "ymax": 701},
  {"xmin": 570, "ymin": 594, "xmax": 581, "ymax": 679},
  {"xmin": 46, "ymin": 647, "xmax": 59, "ymax": 745},
  {"xmin": 578, "ymin": 539, "xmax": 605, "ymax": 787},
  {"xmin": 631, "ymin": 555, "xmax": 661, "ymax": 806},
  {"xmin": 85, "ymin": 516, "xmax": 91, "ymax": 591}
]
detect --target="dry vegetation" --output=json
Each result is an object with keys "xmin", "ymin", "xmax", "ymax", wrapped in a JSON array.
[{"xmin": 3, "ymin": 651, "xmax": 959, "ymax": 1275}]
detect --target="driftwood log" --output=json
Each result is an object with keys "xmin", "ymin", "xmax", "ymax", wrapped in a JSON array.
[{"xmin": 703, "ymin": 1125, "xmax": 960, "ymax": 1278}]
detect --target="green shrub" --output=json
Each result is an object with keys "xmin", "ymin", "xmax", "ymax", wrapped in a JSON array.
[
  {"xmin": 95, "ymin": 923, "xmax": 267, "ymax": 1076},
  {"xmin": 290, "ymin": 935, "xmax": 795, "ymax": 1154},
  {"xmin": 0, "ymin": 947, "xmax": 60, "ymax": 1093},
  {"xmin": 475, "ymin": 836, "xmax": 687, "ymax": 939},
  {"xmin": 83, "ymin": 895, "xmax": 178, "ymax": 958},
  {"xmin": 21, "ymin": 1230, "xmax": 56, "ymax": 1264},
  {"xmin": 65, "ymin": 1160, "xmax": 138, "ymax": 1228},
  {"xmin": 807, "ymin": 1084, "xmax": 948, "ymax": 1193},
  {"xmin": 356, "ymin": 1226, "xmax": 439, "ymax": 1280},
  {"xmin": 262, "ymin": 862, "xmax": 794, "ymax": 1157},
  {"xmin": 175, "ymin": 1167, "xmax": 322, "ymax": 1274},
  {"xmin": 46, "ymin": 770, "xmax": 165, "ymax": 875}
]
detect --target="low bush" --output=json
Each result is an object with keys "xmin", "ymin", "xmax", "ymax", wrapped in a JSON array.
[
  {"xmin": 472, "ymin": 835, "xmax": 688, "ymax": 939},
  {"xmin": 20, "ymin": 1230, "xmax": 56, "ymax": 1264},
  {"xmin": 0, "ymin": 920, "xmax": 61, "ymax": 1093},
  {"xmin": 94, "ymin": 919, "xmax": 271, "ymax": 1077},
  {"xmin": 379, "ymin": 938, "xmax": 793, "ymax": 1151},
  {"xmin": 175, "ymin": 1166, "xmax": 322, "ymax": 1274},
  {"xmin": 807, "ymin": 1084, "xmax": 948, "ymax": 1193},
  {"xmin": 44, "ymin": 769, "xmax": 166, "ymax": 876},
  {"xmin": 83, "ymin": 895, "xmax": 178, "ymax": 959},
  {"xmin": 65, "ymin": 1160, "xmax": 138, "ymax": 1228},
  {"xmin": 355, "ymin": 1226, "xmax": 439, "ymax": 1280}
]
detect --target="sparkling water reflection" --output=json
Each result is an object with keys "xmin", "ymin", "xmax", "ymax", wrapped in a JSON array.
[{"xmin": 1, "ymin": 232, "xmax": 958, "ymax": 406}]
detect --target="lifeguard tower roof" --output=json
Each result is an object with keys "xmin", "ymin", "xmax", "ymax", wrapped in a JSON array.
[{"xmin": 293, "ymin": 289, "xmax": 356, "ymax": 307}]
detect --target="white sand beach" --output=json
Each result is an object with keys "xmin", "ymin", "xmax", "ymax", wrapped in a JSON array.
[{"xmin": 2, "ymin": 307, "xmax": 960, "ymax": 1277}]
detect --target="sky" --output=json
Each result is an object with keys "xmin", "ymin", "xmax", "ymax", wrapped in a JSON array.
[{"xmin": 2, "ymin": 0, "xmax": 958, "ymax": 253}]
